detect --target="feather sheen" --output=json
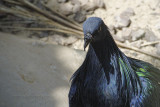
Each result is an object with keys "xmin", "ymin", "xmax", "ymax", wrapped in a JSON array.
[{"xmin": 69, "ymin": 17, "xmax": 160, "ymax": 107}]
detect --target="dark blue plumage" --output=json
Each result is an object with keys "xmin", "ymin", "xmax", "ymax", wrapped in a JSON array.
[{"xmin": 69, "ymin": 17, "xmax": 160, "ymax": 107}]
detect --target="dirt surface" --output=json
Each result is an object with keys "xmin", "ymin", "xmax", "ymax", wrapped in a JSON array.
[{"xmin": 0, "ymin": 32, "xmax": 85, "ymax": 107}]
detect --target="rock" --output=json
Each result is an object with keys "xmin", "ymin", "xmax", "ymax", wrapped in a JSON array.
[
  {"xmin": 0, "ymin": 32, "xmax": 85, "ymax": 107},
  {"xmin": 49, "ymin": 34, "xmax": 78, "ymax": 45},
  {"xmin": 74, "ymin": 11, "xmax": 86, "ymax": 23},
  {"xmin": 113, "ymin": 34, "xmax": 125, "ymax": 42},
  {"xmin": 32, "ymin": 40, "xmax": 47, "ymax": 47},
  {"xmin": 108, "ymin": 25, "xmax": 116, "ymax": 35},
  {"xmin": 57, "ymin": 0, "xmax": 68, "ymax": 3},
  {"xmin": 82, "ymin": 1, "xmax": 97, "ymax": 11},
  {"xmin": 64, "ymin": 36, "xmax": 78, "ymax": 46},
  {"xmin": 94, "ymin": 0, "xmax": 105, "ymax": 8},
  {"xmin": 86, "ymin": 10, "xmax": 94, "ymax": 15},
  {"xmin": 131, "ymin": 29, "xmax": 145, "ymax": 41},
  {"xmin": 155, "ymin": 21, "xmax": 160, "ymax": 30},
  {"xmin": 72, "ymin": 4, "xmax": 81, "ymax": 13},
  {"xmin": 121, "ymin": 28, "xmax": 132, "ymax": 41},
  {"xmin": 114, "ymin": 30, "xmax": 125, "ymax": 42},
  {"xmin": 59, "ymin": 3, "xmax": 74, "ymax": 15},
  {"xmin": 70, "ymin": 0, "xmax": 81, "ymax": 5},
  {"xmin": 114, "ymin": 15, "xmax": 131, "ymax": 29},
  {"xmin": 120, "ymin": 8, "xmax": 135, "ymax": 17},
  {"xmin": 79, "ymin": 0, "xmax": 89, "ymax": 6},
  {"xmin": 29, "ymin": 32, "xmax": 49, "ymax": 38},
  {"xmin": 144, "ymin": 29, "xmax": 159, "ymax": 41},
  {"xmin": 38, "ymin": 31, "xmax": 50, "ymax": 38},
  {"xmin": 70, "ymin": 39, "xmax": 84, "ymax": 50},
  {"xmin": 156, "ymin": 43, "xmax": 160, "ymax": 55},
  {"xmin": 81, "ymin": 0, "xmax": 105, "ymax": 11}
]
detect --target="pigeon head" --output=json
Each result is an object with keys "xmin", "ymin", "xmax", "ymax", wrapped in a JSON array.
[{"xmin": 83, "ymin": 17, "xmax": 106, "ymax": 50}]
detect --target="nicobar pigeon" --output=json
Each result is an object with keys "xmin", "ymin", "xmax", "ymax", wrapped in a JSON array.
[{"xmin": 68, "ymin": 17, "xmax": 160, "ymax": 107}]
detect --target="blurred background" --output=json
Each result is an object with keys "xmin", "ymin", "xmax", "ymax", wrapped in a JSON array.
[{"xmin": 0, "ymin": 0, "xmax": 160, "ymax": 107}]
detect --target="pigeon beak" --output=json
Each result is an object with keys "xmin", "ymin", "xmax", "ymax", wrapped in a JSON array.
[{"xmin": 84, "ymin": 33, "xmax": 93, "ymax": 51}]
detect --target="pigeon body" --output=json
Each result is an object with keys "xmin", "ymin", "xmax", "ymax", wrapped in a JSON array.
[{"xmin": 69, "ymin": 17, "xmax": 160, "ymax": 107}]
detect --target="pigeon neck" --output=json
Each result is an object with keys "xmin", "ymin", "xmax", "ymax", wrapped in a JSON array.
[{"xmin": 90, "ymin": 34, "xmax": 119, "ymax": 64}]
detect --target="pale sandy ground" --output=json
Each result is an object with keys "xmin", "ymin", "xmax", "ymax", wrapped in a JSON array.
[{"xmin": 0, "ymin": 32, "xmax": 85, "ymax": 107}]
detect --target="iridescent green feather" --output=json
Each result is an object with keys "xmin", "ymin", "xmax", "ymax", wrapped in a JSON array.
[{"xmin": 119, "ymin": 58, "xmax": 131, "ymax": 86}]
